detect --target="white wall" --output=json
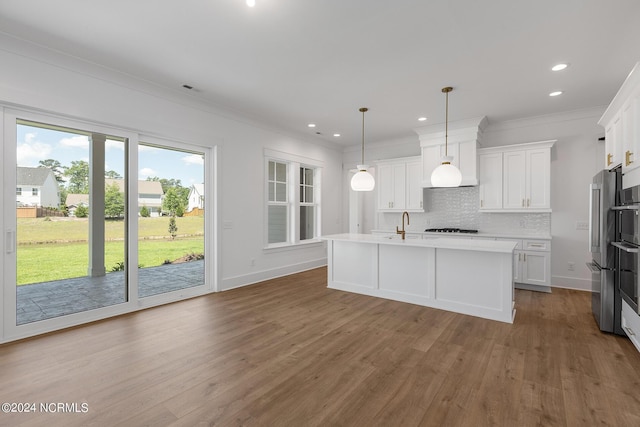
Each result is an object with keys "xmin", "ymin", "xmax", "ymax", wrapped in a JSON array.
[
  {"xmin": 0, "ymin": 34, "xmax": 343, "ymax": 292},
  {"xmin": 343, "ymin": 108, "xmax": 607, "ymax": 291}
]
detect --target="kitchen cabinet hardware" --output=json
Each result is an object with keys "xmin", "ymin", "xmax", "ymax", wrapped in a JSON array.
[
  {"xmin": 607, "ymin": 153, "xmax": 613, "ymax": 166},
  {"xmin": 626, "ymin": 150, "xmax": 634, "ymax": 166},
  {"xmin": 624, "ymin": 326, "xmax": 636, "ymax": 336}
]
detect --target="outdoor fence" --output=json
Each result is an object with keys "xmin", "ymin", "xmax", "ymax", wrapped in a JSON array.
[
  {"xmin": 17, "ymin": 206, "xmax": 65, "ymax": 218},
  {"xmin": 184, "ymin": 207, "xmax": 204, "ymax": 217}
]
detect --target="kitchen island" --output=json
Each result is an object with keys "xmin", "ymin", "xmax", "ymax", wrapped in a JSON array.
[{"xmin": 321, "ymin": 233, "xmax": 518, "ymax": 323}]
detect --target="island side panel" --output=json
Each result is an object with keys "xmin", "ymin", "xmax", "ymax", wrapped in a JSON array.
[
  {"xmin": 434, "ymin": 248, "xmax": 514, "ymax": 323},
  {"xmin": 378, "ymin": 244, "xmax": 435, "ymax": 302},
  {"xmin": 329, "ymin": 240, "xmax": 379, "ymax": 290}
]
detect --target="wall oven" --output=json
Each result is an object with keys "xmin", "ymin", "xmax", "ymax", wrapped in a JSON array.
[{"xmin": 614, "ymin": 185, "xmax": 640, "ymax": 313}]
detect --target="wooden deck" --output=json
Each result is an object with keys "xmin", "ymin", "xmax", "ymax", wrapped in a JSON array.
[{"xmin": 2, "ymin": 266, "xmax": 640, "ymax": 426}]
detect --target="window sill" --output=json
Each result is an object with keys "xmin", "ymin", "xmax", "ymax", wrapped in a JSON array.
[{"xmin": 263, "ymin": 239, "xmax": 324, "ymax": 253}]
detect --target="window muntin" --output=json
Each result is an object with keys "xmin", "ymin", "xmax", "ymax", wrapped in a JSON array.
[
  {"xmin": 268, "ymin": 160, "xmax": 289, "ymax": 244},
  {"xmin": 265, "ymin": 156, "xmax": 320, "ymax": 248}
]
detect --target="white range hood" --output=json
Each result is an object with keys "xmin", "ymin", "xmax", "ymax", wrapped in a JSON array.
[{"xmin": 415, "ymin": 116, "xmax": 487, "ymax": 187}]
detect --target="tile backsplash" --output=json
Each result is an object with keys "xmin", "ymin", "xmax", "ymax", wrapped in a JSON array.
[{"xmin": 377, "ymin": 186, "xmax": 550, "ymax": 236}]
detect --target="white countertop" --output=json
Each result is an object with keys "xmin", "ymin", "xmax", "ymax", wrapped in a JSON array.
[
  {"xmin": 321, "ymin": 233, "xmax": 518, "ymax": 253},
  {"xmin": 371, "ymin": 229, "xmax": 552, "ymax": 240}
]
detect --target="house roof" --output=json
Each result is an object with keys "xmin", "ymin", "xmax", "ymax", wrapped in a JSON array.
[
  {"xmin": 65, "ymin": 193, "xmax": 89, "ymax": 207},
  {"xmin": 105, "ymin": 179, "xmax": 164, "ymax": 195},
  {"xmin": 17, "ymin": 167, "xmax": 55, "ymax": 186}
]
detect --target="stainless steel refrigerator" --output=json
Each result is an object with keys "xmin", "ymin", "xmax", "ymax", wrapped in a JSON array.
[{"xmin": 587, "ymin": 167, "xmax": 623, "ymax": 335}]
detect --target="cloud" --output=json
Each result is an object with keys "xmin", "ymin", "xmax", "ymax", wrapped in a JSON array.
[
  {"xmin": 182, "ymin": 154, "xmax": 204, "ymax": 165},
  {"xmin": 60, "ymin": 135, "xmax": 89, "ymax": 149},
  {"xmin": 106, "ymin": 139, "xmax": 125, "ymax": 151},
  {"xmin": 139, "ymin": 167, "xmax": 157, "ymax": 179},
  {"xmin": 16, "ymin": 131, "xmax": 53, "ymax": 166}
]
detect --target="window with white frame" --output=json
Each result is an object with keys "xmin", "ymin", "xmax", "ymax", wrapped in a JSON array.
[
  {"xmin": 265, "ymin": 151, "xmax": 321, "ymax": 248},
  {"xmin": 299, "ymin": 166, "xmax": 316, "ymax": 241},
  {"xmin": 267, "ymin": 160, "xmax": 289, "ymax": 244}
]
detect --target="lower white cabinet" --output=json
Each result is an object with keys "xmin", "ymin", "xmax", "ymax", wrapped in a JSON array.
[
  {"xmin": 621, "ymin": 300, "xmax": 640, "ymax": 353},
  {"xmin": 512, "ymin": 239, "xmax": 551, "ymax": 291}
]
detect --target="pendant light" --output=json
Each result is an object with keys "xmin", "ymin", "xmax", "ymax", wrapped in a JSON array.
[
  {"xmin": 350, "ymin": 107, "xmax": 375, "ymax": 191},
  {"xmin": 430, "ymin": 86, "xmax": 462, "ymax": 187}
]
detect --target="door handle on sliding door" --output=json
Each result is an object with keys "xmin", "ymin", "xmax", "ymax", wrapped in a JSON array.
[{"xmin": 5, "ymin": 229, "xmax": 16, "ymax": 254}]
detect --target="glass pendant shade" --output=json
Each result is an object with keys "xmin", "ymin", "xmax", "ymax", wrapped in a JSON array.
[
  {"xmin": 351, "ymin": 166, "xmax": 375, "ymax": 191},
  {"xmin": 431, "ymin": 156, "xmax": 462, "ymax": 187}
]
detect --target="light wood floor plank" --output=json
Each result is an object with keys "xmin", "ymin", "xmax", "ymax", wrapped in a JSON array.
[{"xmin": 1, "ymin": 267, "xmax": 640, "ymax": 426}]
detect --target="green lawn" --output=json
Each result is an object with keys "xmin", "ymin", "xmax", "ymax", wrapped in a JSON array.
[{"xmin": 17, "ymin": 216, "xmax": 204, "ymax": 285}]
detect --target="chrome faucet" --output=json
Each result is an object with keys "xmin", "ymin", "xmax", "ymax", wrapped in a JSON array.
[{"xmin": 396, "ymin": 211, "xmax": 410, "ymax": 240}]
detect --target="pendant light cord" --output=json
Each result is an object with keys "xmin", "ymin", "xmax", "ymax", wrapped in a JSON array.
[
  {"xmin": 442, "ymin": 87, "xmax": 453, "ymax": 157},
  {"xmin": 359, "ymin": 107, "xmax": 368, "ymax": 165}
]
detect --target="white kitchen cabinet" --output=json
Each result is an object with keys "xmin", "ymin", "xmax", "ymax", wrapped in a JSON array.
[
  {"xmin": 376, "ymin": 157, "xmax": 424, "ymax": 212},
  {"xmin": 621, "ymin": 299, "xmax": 640, "ymax": 353},
  {"xmin": 599, "ymin": 62, "xmax": 640, "ymax": 187},
  {"xmin": 512, "ymin": 238, "xmax": 551, "ymax": 291},
  {"xmin": 478, "ymin": 140, "xmax": 554, "ymax": 212},
  {"xmin": 478, "ymin": 152, "xmax": 503, "ymax": 209},
  {"xmin": 604, "ymin": 112, "xmax": 622, "ymax": 169}
]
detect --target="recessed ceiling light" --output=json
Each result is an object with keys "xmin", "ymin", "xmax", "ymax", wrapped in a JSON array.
[
  {"xmin": 246, "ymin": 0, "xmax": 256, "ymax": 7},
  {"xmin": 549, "ymin": 91, "xmax": 563, "ymax": 97},
  {"xmin": 333, "ymin": 133, "xmax": 341, "ymax": 137},
  {"xmin": 418, "ymin": 117, "xmax": 427, "ymax": 122},
  {"xmin": 307, "ymin": 123, "xmax": 316, "ymax": 128},
  {"xmin": 552, "ymin": 63, "xmax": 568, "ymax": 71}
]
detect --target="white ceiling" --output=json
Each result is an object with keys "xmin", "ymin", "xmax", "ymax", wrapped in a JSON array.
[{"xmin": 1, "ymin": 0, "xmax": 639, "ymax": 146}]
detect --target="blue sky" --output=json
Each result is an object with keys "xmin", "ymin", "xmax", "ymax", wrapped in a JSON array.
[{"xmin": 17, "ymin": 124, "xmax": 204, "ymax": 187}]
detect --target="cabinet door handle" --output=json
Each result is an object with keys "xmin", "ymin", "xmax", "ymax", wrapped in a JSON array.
[
  {"xmin": 480, "ymin": 199, "xmax": 483, "ymax": 208},
  {"xmin": 527, "ymin": 198, "xmax": 530, "ymax": 207},
  {"xmin": 523, "ymin": 253, "xmax": 526, "ymax": 262},
  {"xmin": 522, "ymin": 199, "xmax": 525, "ymax": 207},
  {"xmin": 529, "ymin": 243, "xmax": 545, "ymax": 248},
  {"xmin": 607, "ymin": 153, "xmax": 613, "ymax": 166},
  {"xmin": 626, "ymin": 150, "xmax": 634, "ymax": 166},
  {"xmin": 518, "ymin": 253, "xmax": 522, "ymax": 261}
]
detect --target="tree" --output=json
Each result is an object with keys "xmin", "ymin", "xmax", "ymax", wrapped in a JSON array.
[
  {"xmin": 162, "ymin": 187, "xmax": 186, "ymax": 216},
  {"xmin": 64, "ymin": 160, "xmax": 90, "ymax": 194},
  {"xmin": 105, "ymin": 170, "xmax": 122, "ymax": 179},
  {"xmin": 104, "ymin": 182, "xmax": 125, "ymax": 218},
  {"xmin": 168, "ymin": 216, "xmax": 178, "ymax": 240},
  {"xmin": 38, "ymin": 159, "xmax": 64, "ymax": 183},
  {"xmin": 75, "ymin": 205, "xmax": 88, "ymax": 218},
  {"xmin": 140, "ymin": 205, "xmax": 150, "ymax": 217}
]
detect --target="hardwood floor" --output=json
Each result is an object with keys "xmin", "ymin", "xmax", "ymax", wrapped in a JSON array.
[{"xmin": 1, "ymin": 266, "xmax": 640, "ymax": 426}]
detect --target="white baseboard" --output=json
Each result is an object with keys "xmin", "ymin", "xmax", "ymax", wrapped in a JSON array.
[
  {"xmin": 221, "ymin": 258, "xmax": 327, "ymax": 291},
  {"xmin": 551, "ymin": 275, "xmax": 591, "ymax": 292}
]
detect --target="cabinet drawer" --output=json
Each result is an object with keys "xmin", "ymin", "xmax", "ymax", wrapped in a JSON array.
[
  {"xmin": 523, "ymin": 239, "xmax": 550, "ymax": 251},
  {"xmin": 622, "ymin": 300, "xmax": 640, "ymax": 353}
]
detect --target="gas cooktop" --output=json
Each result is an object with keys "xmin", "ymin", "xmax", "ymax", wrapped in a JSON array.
[{"xmin": 424, "ymin": 228, "xmax": 478, "ymax": 234}]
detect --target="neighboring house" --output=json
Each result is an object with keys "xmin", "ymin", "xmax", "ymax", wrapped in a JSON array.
[
  {"xmin": 65, "ymin": 194, "xmax": 89, "ymax": 217},
  {"xmin": 187, "ymin": 183, "xmax": 205, "ymax": 212},
  {"xmin": 16, "ymin": 166, "xmax": 60, "ymax": 208},
  {"xmin": 66, "ymin": 179, "xmax": 165, "ymax": 217}
]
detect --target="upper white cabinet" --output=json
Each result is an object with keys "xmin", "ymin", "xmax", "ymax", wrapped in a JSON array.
[
  {"xmin": 415, "ymin": 117, "xmax": 487, "ymax": 187},
  {"xmin": 376, "ymin": 156, "xmax": 424, "ymax": 212},
  {"xmin": 478, "ymin": 140, "xmax": 555, "ymax": 212},
  {"xmin": 599, "ymin": 62, "xmax": 640, "ymax": 187}
]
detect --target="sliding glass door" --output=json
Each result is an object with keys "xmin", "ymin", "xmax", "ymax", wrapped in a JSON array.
[
  {"xmin": 137, "ymin": 142, "xmax": 205, "ymax": 299},
  {"xmin": 3, "ymin": 109, "xmax": 212, "ymax": 340}
]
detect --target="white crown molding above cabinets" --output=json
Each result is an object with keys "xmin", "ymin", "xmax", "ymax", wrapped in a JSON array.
[
  {"xmin": 416, "ymin": 116, "xmax": 488, "ymax": 188},
  {"xmin": 478, "ymin": 140, "xmax": 556, "ymax": 213},
  {"xmin": 598, "ymin": 62, "xmax": 640, "ymax": 188}
]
